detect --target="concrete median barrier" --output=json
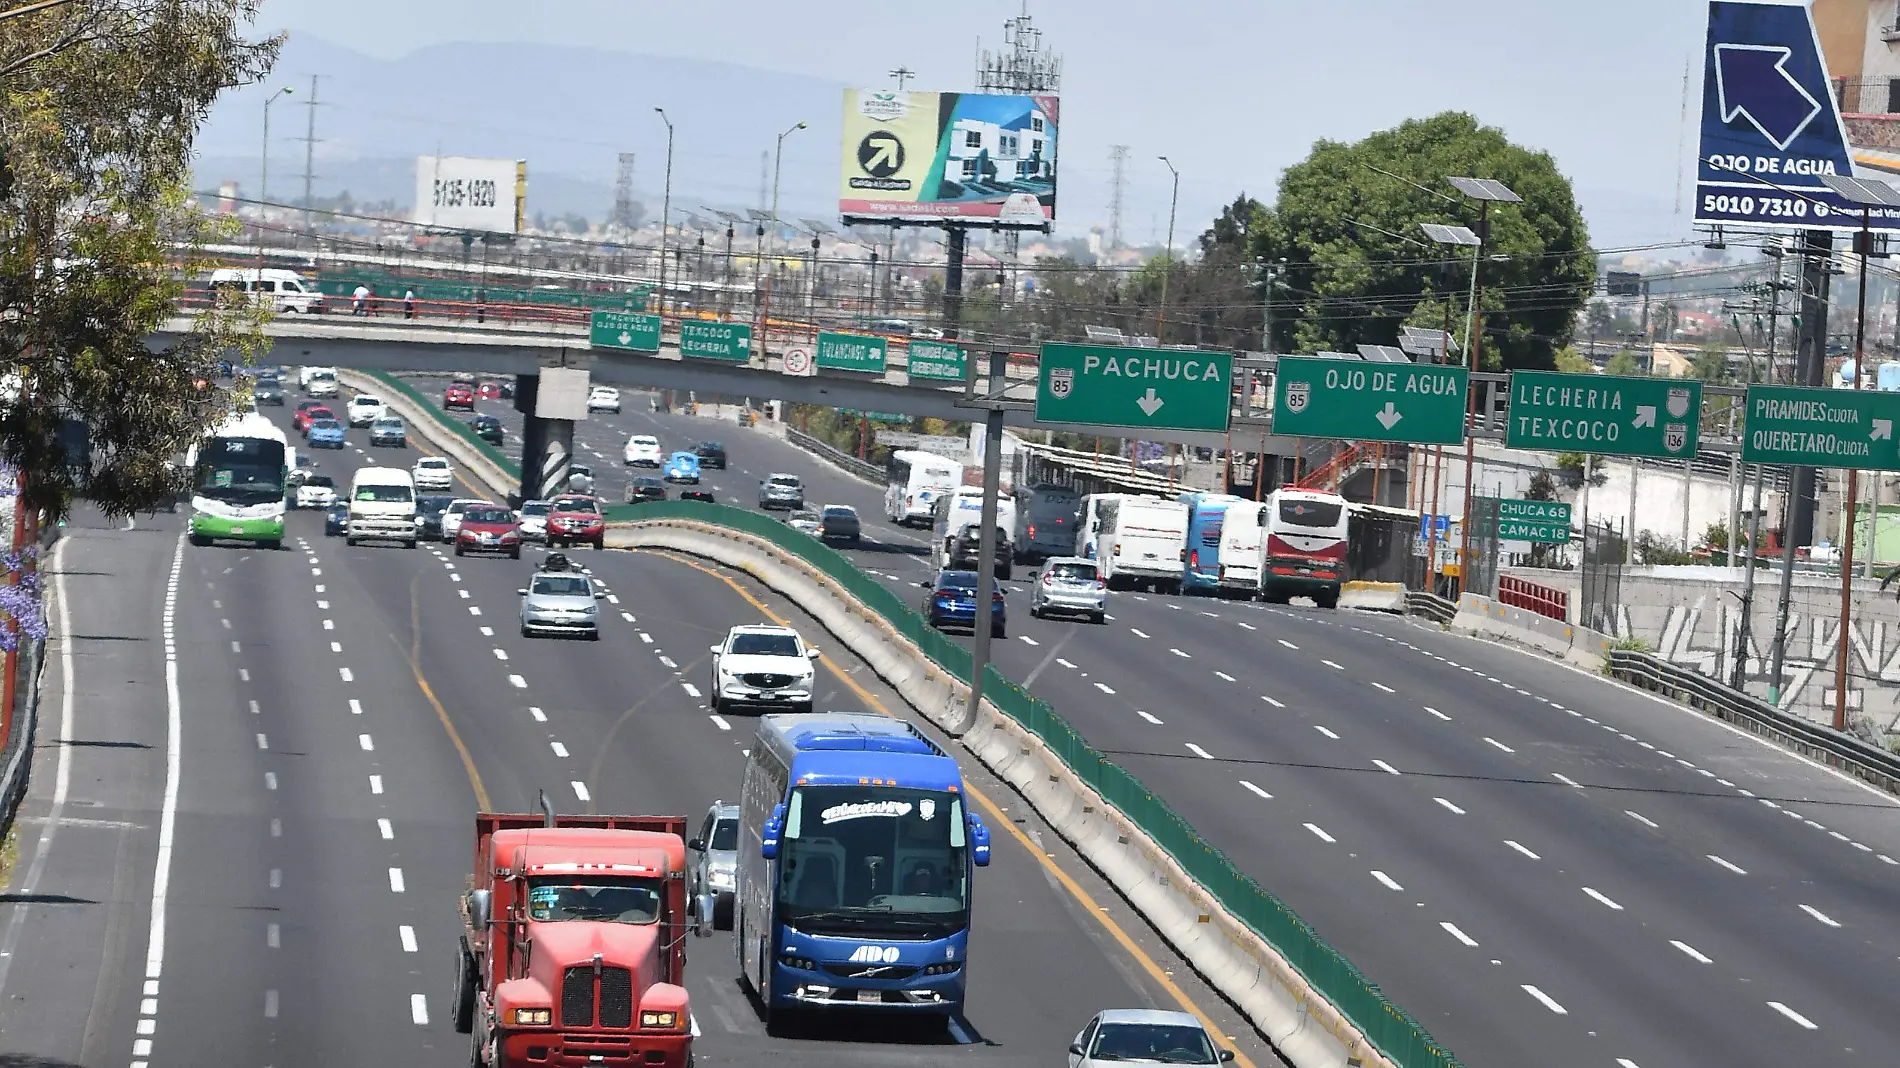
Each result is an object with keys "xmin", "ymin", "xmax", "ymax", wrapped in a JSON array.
[{"xmin": 1340, "ymin": 580, "xmax": 1406, "ymax": 613}]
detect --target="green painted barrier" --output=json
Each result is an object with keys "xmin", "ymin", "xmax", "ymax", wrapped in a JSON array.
[{"xmin": 596, "ymin": 498, "xmax": 1462, "ymax": 1068}]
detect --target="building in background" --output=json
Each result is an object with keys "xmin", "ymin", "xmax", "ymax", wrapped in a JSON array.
[{"xmin": 1816, "ymin": 0, "xmax": 1900, "ymax": 171}]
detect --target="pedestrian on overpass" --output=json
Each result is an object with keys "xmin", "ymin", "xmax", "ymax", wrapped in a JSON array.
[
  {"xmin": 404, "ymin": 289, "xmax": 416, "ymax": 319},
  {"xmin": 351, "ymin": 283, "xmax": 369, "ymax": 316}
]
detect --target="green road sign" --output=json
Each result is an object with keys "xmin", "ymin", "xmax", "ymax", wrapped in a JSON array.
[
  {"xmin": 1505, "ymin": 371, "xmax": 1701, "ymax": 458},
  {"xmin": 589, "ymin": 310, "xmax": 662, "ymax": 353},
  {"xmin": 679, "ymin": 320, "xmax": 752, "ymax": 361},
  {"xmin": 1497, "ymin": 499, "xmax": 1572, "ymax": 543},
  {"xmin": 1271, "ymin": 356, "xmax": 1466, "ymax": 444},
  {"xmin": 817, "ymin": 331, "xmax": 888, "ymax": 373},
  {"xmin": 1741, "ymin": 384, "xmax": 1900, "ymax": 469},
  {"xmin": 840, "ymin": 409, "xmax": 910, "ymax": 423},
  {"xmin": 1034, "ymin": 343, "xmax": 1233, "ymax": 433},
  {"xmin": 907, "ymin": 340, "xmax": 967, "ymax": 382}
]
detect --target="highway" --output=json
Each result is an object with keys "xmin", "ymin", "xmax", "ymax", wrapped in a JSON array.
[
  {"xmin": 421, "ymin": 376, "xmax": 1900, "ymax": 1068},
  {"xmin": 0, "ymin": 396, "xmax": 1277, "ymax": 1068}
]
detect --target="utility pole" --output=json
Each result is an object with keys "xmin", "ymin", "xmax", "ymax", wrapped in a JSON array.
[
  {"xmin": 1771, "ymin": 228, "xmax": 1835, "ymax": 702},
  {"xmin": 1155, "ymin": 156, "xmax": 1179, "ymax": 343},
  {"xmin": 297, "ymin": 75, "xmax": 321, "ymax": 241},
  {"xmin": 888, "ymin": 66, "xmax": 915, "ymax": 89}
]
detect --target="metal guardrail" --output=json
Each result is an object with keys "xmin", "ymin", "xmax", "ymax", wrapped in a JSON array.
[
  {"xmin": 1607, "ymin": 650, "xmax": 1900, "ymax": 797},
  {"xmin": 785, "ymin": 427, "xmax": 885, "ymax": 484},
  {"xmin": 1405, "ymin": 590, "xmax": 1459, "ymax": 624}
]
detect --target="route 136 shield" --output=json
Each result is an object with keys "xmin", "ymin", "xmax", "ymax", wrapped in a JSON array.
[
  {"xmin": 1285, "ymin": 381, "xmax": 1311, "ymax": 414},
  {"xmin": 1663, "ymin": 423, "xmax": 1687, "ymax": 453},
  {"xmin": 1049, "ymin": 367, "xmax": 1074, "ymax": 399}
]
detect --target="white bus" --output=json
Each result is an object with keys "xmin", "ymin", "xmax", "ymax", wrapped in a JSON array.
[
  {"xmin": 883, "ymin": 449, "xmax": 963, "ymax": 527},
  {"xmin": 1078, "ymin": 493, "xmax": 1189, "ymax": 594},
  {"xmin": 1257, "ymin": 488, "xmax": 1350, "ymax": 608},
  {"xmin": 187, "ymin": 412, "xmax": 288, "ymax": 549},
  {"xmin": 932, "ymin": 485, "xmax": 1016, "ymax": 579}
]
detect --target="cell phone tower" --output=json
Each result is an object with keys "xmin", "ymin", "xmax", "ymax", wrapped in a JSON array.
[{"xmin": 976, "ymin": 3, "xmax": 1061, "ymax": 93}]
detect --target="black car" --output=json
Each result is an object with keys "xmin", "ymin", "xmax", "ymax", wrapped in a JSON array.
[
  {"xmin": 624, "ymin": 476, "xmax": 667, "ymax": 504},
  {"xmin": 679, "ymin": 489, "xmax": 715, "ymax": 503},
  {"xmin": 254, "ymin": 376, "xmax": 286, "ymax": 406},
  {"xmin": 323, "ymin": 500, "xmax": 350, "ymax": 537},
  {"xmin": 415, "ymin": 494, "xmax": 456, "ymax": 540},
  {"xmin": 468, "ymin": 414, "xmax": 504, "ymax": 446},
  {"xmin": 694, "ymin": 440, "xmax": 728, "ymax": 470},
  {"xmin": 818, "ymin": 505, "xmax": 861, "ymax": 544}
]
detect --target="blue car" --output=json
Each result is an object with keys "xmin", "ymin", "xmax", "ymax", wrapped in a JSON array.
[
  {"xmin": 663, "ymin": 450, "xmax": 701, "ymax": 484},
  {"xmin": 306, "ymin": 418, "xmax": 346, "ymax": 449},
  {"xmin": 921, "ymin": 569, "xmax": 1006, "ymax": 639},
  {"xmin": 323, "ymin": 500, "xmax": 350, "ymax": 537}
]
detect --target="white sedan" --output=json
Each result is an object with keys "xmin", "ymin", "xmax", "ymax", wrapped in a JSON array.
[
  {"xmin": 293, "ymin": 475, "xmax": 336, "ymax": 510},
  {"xmin": 623, "ymin": 434, "xmax": 663, "ymax": 467},
  {"xmin": 412, "ymin": 456, "xmax": 454, "ymax": 491},
  {"xmin": 587, "ymin": 386, "xmax": 622, "ymax": 413}
]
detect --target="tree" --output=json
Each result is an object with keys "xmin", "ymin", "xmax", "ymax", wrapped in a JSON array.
[
  {"xmin": 1604, "ymin": 349, "xmax": 1642, "ymax": 376},
  {"xmin": 1252, "ymin": 112, "xmax": 1593, "ymax": 371},
  {"xmin": 1553, "ymin": 346, "xmax": 1595, "ymax": 374},
  {"xmin": 1, "ymin": 0, "xmax": 281, "ymax": 519}
]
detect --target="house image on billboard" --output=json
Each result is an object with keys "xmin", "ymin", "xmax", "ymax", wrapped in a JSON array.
[{"xmin": 942, "ymin": 103, "xmax": 1054, "ymax": 195}]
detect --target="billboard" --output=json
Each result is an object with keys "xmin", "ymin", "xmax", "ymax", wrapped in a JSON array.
[
  {"xmin": 414, "ymin": 156, "xmax": 527, "ymax": 234},
  {"xmin": 839, "ymin": 89, "xmax": 1057, "ymax": 229}
]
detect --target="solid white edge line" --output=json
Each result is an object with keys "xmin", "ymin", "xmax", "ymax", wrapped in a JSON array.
[{"xmin": 145, "ymin": 536, "xmax": 186, "ymax": 995}]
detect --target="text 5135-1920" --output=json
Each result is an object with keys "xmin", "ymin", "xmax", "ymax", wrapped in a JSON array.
[{"xmin": 433, "ymin": 178, "xmax": 498, "ymax": 209}]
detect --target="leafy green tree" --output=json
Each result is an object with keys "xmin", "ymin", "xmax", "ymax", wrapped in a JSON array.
[
  {"xmin": 1, "ymin": 0, "xmax": 280, "ymax": 518},
  {"xmin": 1553, "ymin": 346, "xmax": 1595, "ymax": 373},
  {"xmin": 1689, "ymin": 343, "xmax": 1731, "ymax": 382},
  {"xmin": 1604, "ymin": 349, "xmax": 1642, "ymax": 376},
  {"xmin": 1252, "ymin": 112, "xmax": 1593, "ymax": 371}
]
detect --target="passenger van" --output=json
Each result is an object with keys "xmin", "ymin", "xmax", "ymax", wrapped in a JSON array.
[
  {"xmin": 1013, "ymin": 483, "xmax": 1081, "ymax": 562},
  {"xmin": 1177, "ymin": 491, "xmax": 1242, "ymax": 595},
  {"xmin": 884, "ymin": 449, "xmax": 963, "ymax": 526},
  {"xmin": 1217, "ymin": 499, "xmax": 1269, "ymax": 598},
  {"xmin": 1078, "ymin": 493, "xmax": 1189, "ymax": 594},
  {"xmin": 932, "ymin": 485, "xmax": 1016, "ymax": 580},
  {"xmin": 208, "ymin": 268, "xmax": 324, "ymax": 314}
]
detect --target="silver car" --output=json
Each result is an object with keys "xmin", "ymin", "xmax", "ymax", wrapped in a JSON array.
[
  {"xmin": 516, "ymin": 499, "xmax": 551, "ymax": 542},
  {"xmin": 758, "ymin": 473, "xmax": 804, "ymax": 511},
  {"xmin": 1068, "ymin": 1008, "xmax": 1234, "ymax": 1068},
  {"xmin": 1029, "ymin": 557, "xmax": 1108, "ymax": 624},
  {"xmin": 517, "ymin": 570, "xmax": 603, "ymax": 640},
  {"xmin": 687, "ymin": 802, "xmax": 740, "ymax": 930}
]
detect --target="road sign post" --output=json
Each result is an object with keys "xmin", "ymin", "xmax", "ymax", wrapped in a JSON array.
[
  {"xmin": 1270, "ymin": 356, "xmax": 1467, "ymax": 444},
  {"xmin": 588, "ymin": 310, "xmax": 662, "ymax": 353},
  {"xmin": 678, "ymin": 320, "xmax": 752, "ymax": 361},
  {"xmin": 1033, "ymin": 342, "xmax": 1233, "ymax": 433},
  {"xmin": 1741, "ymin": 384, "xmax": 1900, "ymax": 469},
  {"xmin": 1504, "ymin": 371, "xmax": 1702, "ymax": 458},
  {"xmin": 1496, "ymin": 499, "xmax": 1572, "ymax": 543},
  {"xmin": 816, "ymin": 331, "xmax": 888, "ymax": 374}
]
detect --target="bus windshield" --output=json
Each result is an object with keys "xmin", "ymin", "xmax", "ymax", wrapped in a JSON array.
[
  {"xmin": 195, "ymin": 437, "xmax": 286, "ymax": 505},
  {"xmin": 1278, "ymin": 498, "xmax": 1343, "ymax": 530},
  {"xmin": 777, "ymin": 784, "xmax": 968, "ymax": 939}
]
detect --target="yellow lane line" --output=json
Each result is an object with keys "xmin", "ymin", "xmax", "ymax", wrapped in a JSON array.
[{"xmin": 396, "ymin": 571, "xmax": 492, "ymax": 811}]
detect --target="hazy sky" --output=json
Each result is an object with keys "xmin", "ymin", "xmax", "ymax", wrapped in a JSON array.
[{"xmin": 247, "ymin": 0, "xmax": 1712, "ymax": 248}]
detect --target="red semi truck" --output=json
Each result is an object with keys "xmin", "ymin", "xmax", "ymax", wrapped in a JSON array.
[{"xmin": 454, "ymin": 803, "xmax": 705, "ymax": 1067}]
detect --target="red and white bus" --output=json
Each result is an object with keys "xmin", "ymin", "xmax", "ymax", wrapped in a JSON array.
[{"xmin": 1256, "ymin": 488, "xmax": 1349, "ymax": 609}]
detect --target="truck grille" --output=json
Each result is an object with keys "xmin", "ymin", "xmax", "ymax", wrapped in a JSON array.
[
  {"xmin": 561, "ymin": 967, "xmax": 595, "ymax": 1027},
  {"xmin": 598, "ymin": 967, "xmax": 634, "ymax": 1028},
  {"xmin": 740, "ymin": 673, "xmax": 794, "ymax": 688},
  {"xmin": 560, "ymin": 966, "xmax": 636, "ymax": 1029}
]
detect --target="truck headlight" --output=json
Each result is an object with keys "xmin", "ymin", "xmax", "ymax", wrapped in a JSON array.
[
  {"xmin": 512, "ymin": 1007, "xmax": 552, "ymax": 1026},
  {"xmin": 640, "ymin": 1010, "xmax": 679, "ymax": 1029}
]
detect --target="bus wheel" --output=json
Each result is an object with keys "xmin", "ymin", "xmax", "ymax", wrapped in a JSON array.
[
  {"xmin": 1317, "ymin": 590, "xmax": 1340, "ymax": 610},
  {"xmin": 188, "ymin": 533, "xmax": 209, "ymax": 547},
  {"xmin": 260, "ymin": 539, "xmax": 282, "ymax": 551}
]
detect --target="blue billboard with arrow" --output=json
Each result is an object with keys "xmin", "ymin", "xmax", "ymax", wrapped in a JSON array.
[{"xmin": 1694, "ymin": 1, "xmax": 1893, "ymax": 231}]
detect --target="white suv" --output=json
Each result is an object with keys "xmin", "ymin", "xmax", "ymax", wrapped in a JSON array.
[
  {"xmin": 708, "ymin": 625, "xmax": 819, "ymax": 714},
  {"xmin": 347, "ymin": 394, "xmax": 386, "ymax": 427},
  {"xmin": 412, "ymin": 457, "xmax": 454, "ymax": 491},
  {"xmin": 624, "ymin": 434, "xmax": 663, "ymax": 467},
  {"xmin": 588, "ymin": 386, "xmax": 622, "ymax": 413}
]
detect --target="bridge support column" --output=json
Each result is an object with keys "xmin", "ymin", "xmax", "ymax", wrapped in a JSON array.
[{"xmin": 511, "ymin": 373, "xmax": 573, "ymax": 504}]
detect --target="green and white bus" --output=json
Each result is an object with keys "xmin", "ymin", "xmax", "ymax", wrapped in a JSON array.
[{"xmin": 188, "ymin": 412, "xmax": 288, "ymax": 548}]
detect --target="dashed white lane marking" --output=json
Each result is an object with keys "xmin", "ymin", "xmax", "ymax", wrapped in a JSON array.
[
  {"xmin": 1483, "ymin": 737, "xmax": 1515, "ymax": 754},
  {"xmin": 1425, "ymin": 706, "xmax": 1450, "ymax": 720},
  {"xmin": 1371, "ymin": 759, "xmax": 1401, "ymax": 776},
  {"xmin": 358, "ymin": 734, "xmax": 374, "ymax": 752},
  {"xmin": 1018, "ymin": 635, "xmax": 1039, "ymax": 646},
  {"xmin": 256, "ymin": 733, "xmax": 268, "ymax": 750},
  {"xmin": 659, "ymin": 655, "xmax": 677, "ymax": 669},
  {"xmin": 1313, "ymin": 725, "xmax": 1340, "ymax": 740},
  {"xmin": 339, "ymin": 667, "xmax": 354, "ymax": 682},
  {"xmin": 1239, "ymin": 780, "xmax": 1272, "ymax": 800},
  {"xmin": 1371, "ymin": 682, "xmax": 1395, "ymax": 693},
  {"xmin": 1303, "ymin": 822, "xmax": 1335, "ymax": 843},
  {"xmin": 1237, "ymin": 622, "xmax": 1255, "ymax": 631},
  {"xmin": 1094, "ymin": 682, "xmax": 1116, "ymax": 695},
  {"xmin": 1616, "ymin": 1059, "xmax": 1643, "ymax": 1068},
  {"xmin": 571, "ymin": 781, "xmax": 592, "ymax": 802},
  {"xmin": 492, "ymin": 648, "xmax": 509, "ymax": 661},
  {"xmin": 710, "ymin": 715, "xmax": 731, "ymax": 731},
  {"xmin": 1277, "ymin": 639, "xmax": 1298, "ymax": 650},
  {"xmin": 369, "ymin": 775, "xmax": 383, "ymax": 795},
  {"xmin": 1522, "ymin": 985, "xmax": 1568, "ymax": 1015},
  {"xmin": 1625, "ymin": 810, "xmax": 1658, "ymax": 829},
  {"xmin": 388, "ymin": 868, "xmax": 406, "ymax": 893},
  {"xmin": 1135, "ymin": 710, "xmax": 1164, "ymax": 725},
  {"xmin": 1056, "ymin": 658, "xmax": 1078, "ymax": 669},
  {"xmin": 265, "ymin": 989, "xmax": 279, "ymax": 1018},
  {"xmin": 399, "ymin": 926, "xmax": 418, "ymax": 953},
  {"xmin": 349, "ymin": 700, "xmax": 363, "ymax": 716},
  {"xmin": 550, "ymin": 742, "xmax": 569, "ymax": 758},
  {"xmin": 607, "ymin": 594, "xmax": 620, "ymax": 605},
  {"xmin": 1442, "ymin": 922, "xmax": 1479, "ymax": 947},
  {"xmin": 1582, "ymin": 887, "xmax": 1624, "ymax": 911},
  {"xmin": 622, "ymin": 611, "xmax": 636, "ymax": 622},
  {"xmin": 231, "ymin": 640, "xmax": 242, "ymax": 654},
  {"xmin": 1505, "ymin": 840, "xmax": 1540, "ymax": 860},
  {"xmin": 1129, "ymin": 627, "xmax": 1151, "ymax": 639},
  {"xmin": 479, "ymin": 626, "xmax": 494, "ymax": 637},
  {"xmin": 470, "ymin": 606, "xmax": 482, "ymax": 616},
  {"xmin": 1798, "ymin": 904, "xmax": 1841, "ymax": 928},
  {"xmin": 1552, "ymin": 773, "xmax": 1583, "ymax": 789},
  {"xmin": 377, "ymin": 818, "xmax": 394, "ymax": 840},
  {"xmin": 1261, "ymin": 695, "xmax": 1285, "ymax": 708},
  {"xmin": 508, "ymin": 674, "xmax": 527, "ymax": 688},
  {"xmin": 1766, "ymin": 1001, "xmax": 1818, "ymax": 1029},
  {"xmin": 264, "ymin": 772, "xmax": 277, "ymax": 791},
  {"xmin": 1434, "ymin": 797, "xmax": 1466, "ymax": 815},
  {"xmin": 1671, "ymin": 940, "xmax": 1712, "ymax": 963},
  {"xmin": 1169, "ymin": 648, "xmax": 1191, "ymax": 658},
  {"xmin": 1370, "ymin": 870, "xmax": 1403, "ymax": 891},
  {"xmin": 329, "ymin": 641, "xmax": 343, "ymax": 653},
  {"xmin": 458, "ymin": 589, "xmax": 469, "ymax": 599},
  {"xmin": 1185, "ymin": 743, "xmax": 1216, "ymax": 760},
  {"xmin": 249, "ymin": 699, "xmax": 261, "ymax": 715},
  {"xmin": 681, "ymin": 682, "xmax": 702, "ymax": 698},
  {"xmin": 639, "ymin": 632, "xmax": 653, "ymax": 643},
  {"xmin": 1214, "ymin": 671, "xmax": 1235, "ymax": 682},
  {"xmin": 1320, "ymin": 659, "xmax": 1345, "ymax": 670},
  {"xmin": 410, "ymin": 994, "xmax": 430, "ymax": 1026},
  {"xmin": 266, "ymin": 922, "xmax": 280, "ymax": 948}
]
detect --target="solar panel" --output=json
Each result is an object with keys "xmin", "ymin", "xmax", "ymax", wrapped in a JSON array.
[
  {"xmin": 1313, "ymin": 350, "xmax": 1362, "ymax": 360},
  {"xmin": 1819, "ymin": 174, "xmax": 1900, "ymax": 207},
  {"xmin": 745, "ymin": 209, "xmax": 773, "ymax": 222},
  {"xmin": 1357, "ymin": 344, "xmax": 1413, "ymax": 363},
  {"xmin": 1399, "ymin": 336, "xmax": 1439, "ymax": 356},
  {"xmin": 1421, "ymin": 223, "xmax": 1481, "ymax": 246},
  {"xmin": 1447, "ymin": 176, "xmax": 1522, "ymax": 203},
  {"xmin": 800, "ymin": 218, "xmax": 837, "ymax": 235},
  {"xmin": 706, "ymin": 208, "xmax": 745, "ymax": 225}
]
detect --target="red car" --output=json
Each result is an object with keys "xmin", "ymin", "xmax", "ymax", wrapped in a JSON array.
[
  {"xmin": 476, "ymin": 380, "xmax": 503, "ymax": 400},
  {"xmin": 454, "ymin": 503, "xmax": 523, "ymax": 559},
  {"xmin": 293, "ymin": 405, "xmax": 336, "ymax": 433},
  {"xmin": 444, "ymin": 380, "xmax": 476, "ymax": 411},
  {"xmin": 546, "ymin": 494, "xmax": 605, "ymax": 549}
]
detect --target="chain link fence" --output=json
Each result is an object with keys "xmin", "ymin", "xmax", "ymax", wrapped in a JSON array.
[{"xmin": 1578, "ymin": 518, "xmax": 1627, "ymax": 635}]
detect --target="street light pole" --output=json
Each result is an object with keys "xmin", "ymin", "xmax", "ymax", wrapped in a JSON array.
[
  {"xmin": 654, "ymin": 108, "xmax": 675, "ymax": 316},
  {"xmin": 259, "ymin": 85, "xmax": 294, "ymax": 214},
  {"xmin": 1155, "ymin": 156, "xmax": 1180, "ymax": 343},
  {"xmin": 755, "ymin": 121, "xmax": 806, "ymax": 361}
]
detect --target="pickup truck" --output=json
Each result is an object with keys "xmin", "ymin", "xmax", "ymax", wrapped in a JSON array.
[{"xmin": 453, "ymin": 802, "xmax": 705, "ymax": 1068}]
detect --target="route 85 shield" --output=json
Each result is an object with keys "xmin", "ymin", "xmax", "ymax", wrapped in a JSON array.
[
  {"xmin": 1663, "ymin": 423, "xmax": 1687, "ymax": 453},
  {"xmin": 1049, "ymin": 367, "xmax": 1074, "ymax": 399},
  {"xmin": 1666, "ymin": 387, "xmax": 1691, "ymax": 419},
  {"xmin": 1285, "ymin": 381, "xmax": 1311, "ymax": 414}
]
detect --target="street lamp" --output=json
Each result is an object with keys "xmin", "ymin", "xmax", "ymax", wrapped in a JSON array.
[
  {"xmin": 757, "ymin": 121, "xmax": 807, "ymax": 356},
  {"xmin": 259, "ymin": 85, "xmax": 294, "ymax": 208},
  {"xmin": 654, "ymin": 108, "xmax": 675, "ymax": 316},
  {"xmin": 1155, "ymin": 155, "xmax": 1180, "ymax": 343}
]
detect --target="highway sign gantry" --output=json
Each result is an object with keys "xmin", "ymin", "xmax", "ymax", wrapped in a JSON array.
[
  {"xmin": 1034, "ymin": 343, "xmax": 1233, "ymax": 433},
  {"xmin": 1741, "ymin": 384, "xmax": 1900, "ymax": 469},
  {"xmin": 588, "ymin": 310, "xmax": 662, "ymax": 353},
  {"xmin": 1505, "ymin": 371, "xmax": 1702, "ymax": 458},
  {"xmin": 1270, "ymin": 355, "xmax": 1467, "ymax": 445}
]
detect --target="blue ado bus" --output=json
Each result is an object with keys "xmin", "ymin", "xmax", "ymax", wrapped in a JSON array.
[
  {"xmin": 1177, "ymin": 492, "xmax": 1241, "ymax": 595},
  {"xmin": 734, "ymin": 712, "xmax": 992, "ymax": 1028}
]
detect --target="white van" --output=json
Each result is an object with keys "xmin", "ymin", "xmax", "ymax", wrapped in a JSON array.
[
  {"xmin": 346, "ymin": 467, "xmax": 418, "ymax": 548},
  {"xmin": 1078, "ymin": 493, "xmax": 1189, "ymax": 594},
  {"xmin": 208, "ymin": 268, "xmax": 324, "ymax": 314},
  {"xmin": 932, "ymin": 486, "xmax": 1016, "ymax": 580},
  {"xmin": 1217, "ymin": 499, "xmax": 1269, "ymax": 597},
  {"xmin": 884, "ymin": 449, "xmax": 963, "ymax": 526}
]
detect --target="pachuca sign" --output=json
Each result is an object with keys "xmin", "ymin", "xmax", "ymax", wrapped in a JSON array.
[
  {"xmin": 588, "ymin": 310, "xmax": 662, "ymax": 353},
  {"xmin": 1034, "ymin": 343, "xmax": 1233, "ymax": 433},
  {"xmin": 1504, "ymin": 371, "xmax": 1700, "ymax": 458},
  {"xmin": 1271, "ymin": 356, "xmax": 1467, "ymax": 445},
  {"xmin": 1496, "ymin": 498, "xmax": 1572, "ymax": 544},
  {"xmin": 1741, "ymin": 384, "xmax": 1900, "ymax": 469}
]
